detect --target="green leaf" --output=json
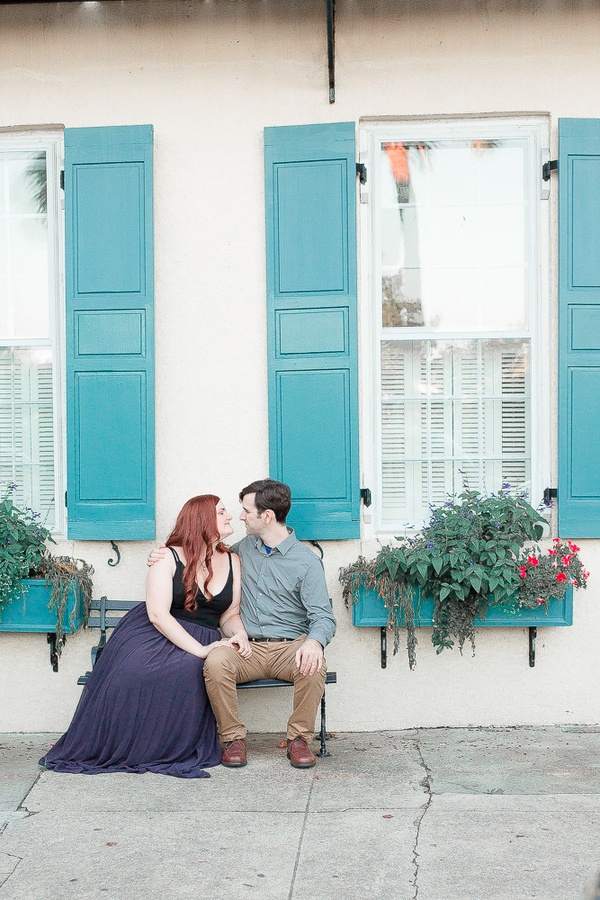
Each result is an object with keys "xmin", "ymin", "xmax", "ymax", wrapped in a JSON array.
[
  {"xmin": 470, "ymin": 576, "xmax": 482, "ymax": 594},
  {"xmin": 385, "ymin": 558, "xmax": 400, "ymax": 581},
  {"xmin": 432, "ymin": 556, "xmax": 444, "ymax": 575},
  {"xmin": 416, "ymin": 562, "xmax": 429, "ymax": 581}
]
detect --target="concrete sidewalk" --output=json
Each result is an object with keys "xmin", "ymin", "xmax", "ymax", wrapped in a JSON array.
[{"xmin": 1, "ymin": 727, "xmax": 600, "ymax": 900}]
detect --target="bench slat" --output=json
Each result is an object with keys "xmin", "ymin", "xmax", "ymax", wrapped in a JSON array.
[
  {"xmin": 88, "ymin": 600, "xmax": 141, "ymax": 614},
  {"xmin": 87, "ymin": 616, "xmax": 132, "ymax": 629},
  {"xmin": 238, "ymin": 672, "xmax": 337, "ymax": 689}
]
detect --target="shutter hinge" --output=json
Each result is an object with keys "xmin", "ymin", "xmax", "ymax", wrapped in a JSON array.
[
  {"xmin": 59, "ymin": 169, "xmax": 65, "ymax": 191},
  {"xmin": 542, "ymin": 159, "xmax": 558, "ymax": 182},
  {"xmin": 356, "ymin": 163, "xmax": 367, "ymax": 184},
  {"xmin": 360, "ymin": 487, "xmax": 372, "ymax": 507},
  {"xmin": 543, "ymin": 487, "xmax": 557, "ymax": 507},
  {"xmin": 64, "ymin": 491, "xmax": 68, "ymax": 508}
]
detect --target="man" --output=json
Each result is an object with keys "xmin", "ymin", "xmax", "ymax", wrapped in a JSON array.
[{"xmin": 150, "ymin": 479, "xmax": 336, "ymax": 769}]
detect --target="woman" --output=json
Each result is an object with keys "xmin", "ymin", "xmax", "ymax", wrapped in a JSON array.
[{"xmin": 39, "ymin": 495, "xmax": 250, "ymax": 778}]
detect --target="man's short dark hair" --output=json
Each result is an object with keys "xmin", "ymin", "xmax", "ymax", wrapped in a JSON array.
[{"xmin": 239, "ymin": 479, "xmax": 292, "ymax": 524}]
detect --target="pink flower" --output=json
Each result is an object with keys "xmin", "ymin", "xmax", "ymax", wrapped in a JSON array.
[
  {"xmin": 537, "ymin": 598, "xmax": 545, "ymax": 605},
  {"xmin": 548, "ymin": 549, "xmax": 557, "ymax": 556},
  {"xmin": 556, "ymin": 572, "xmax": 567, "ymax": 582},
  {"xmin": 568, "ymin": 541, "xmax": 581, "ymax": 552},
  {"xmin": 584, "ymin": 570, "xmax": 590, "ymax": 579},
  {"xmin": 518, "ymin": 566, "xmax": 527, "ymax": 579},
  {"xmin": 527, "ymin": 555, "xmax": 539, "ymax": 567},
  {"xmin": 561, "ymin": 555, "xmax": 573, "ymax": 565},
  {"xmin": 553, "ymin": 538, "xmax": 561, "ymax": 544}
]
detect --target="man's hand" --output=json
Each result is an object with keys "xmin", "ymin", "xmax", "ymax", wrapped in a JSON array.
[
  {"xmin": 147, "ymin": 544, "xmax": 167, "ymax": 567},
  {"xmin": 228, "ymin": 631, "xmax": 252, "ymax": 659},
  {"xmin": 295, "ymin": 638, "xmax": 323, "ymax": 677}
]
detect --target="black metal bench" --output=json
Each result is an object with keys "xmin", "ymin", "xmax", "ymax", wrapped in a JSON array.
[{"xmin": 78, "ymin": 596, "xmax": 337, "ymax": 757}]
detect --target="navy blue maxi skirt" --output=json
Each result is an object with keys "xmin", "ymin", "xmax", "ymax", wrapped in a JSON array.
[{"xmin": 39, "ymin": 603, "xmax": 222, "ymax": 778}]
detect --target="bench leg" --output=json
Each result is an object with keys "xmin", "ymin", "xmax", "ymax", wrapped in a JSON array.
[{"xmin": 317, "ymin": 690, "xmax": 330, "ymax": 757}]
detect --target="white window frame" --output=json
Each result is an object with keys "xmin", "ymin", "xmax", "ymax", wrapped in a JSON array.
[
  {"xmin": 0, "ymin": 128, "xmax": 66, "ymax": 535},
  {"xmin": 358, "ymin": 115, "xmax": 551, "ymax": 538}
]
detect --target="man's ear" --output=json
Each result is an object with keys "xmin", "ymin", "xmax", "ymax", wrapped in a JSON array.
[{"xmin": 263, "ymin": 508, "xmax": 275, "ymax": 524}]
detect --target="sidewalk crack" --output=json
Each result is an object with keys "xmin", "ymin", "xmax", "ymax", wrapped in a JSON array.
[
  {"xmin": 412, "ymin": 733, "xmax": 433, "ymax": 900},
  {"xmin": 0, "ymin": 853, "xmax": 23, "ymax": 891},
  {"xmin": 287, "ymin": 773, "xmax": 316, "ymax": 900}
]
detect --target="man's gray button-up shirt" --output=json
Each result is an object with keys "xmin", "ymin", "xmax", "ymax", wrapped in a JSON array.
[{"xmin": 231, "ymin": 529, "xmax": 336, "ymax": 648}]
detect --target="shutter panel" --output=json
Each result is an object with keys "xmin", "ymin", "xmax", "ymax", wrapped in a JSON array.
[
  {"xmin": 64, "ymin": 125, "xmax": 155, "ymax": 539},
  {"xmin": 264, "ymin": 123, "xmax": 359, "ymax": 539},
  {"xmin": 558, "ymin": 119, "xmax": 600, "ymax": 537}
]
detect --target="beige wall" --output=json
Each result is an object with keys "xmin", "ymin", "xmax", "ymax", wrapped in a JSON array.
[{"xmin": 1, "ymin": 0, "xmax": 600, "ymax": 732}]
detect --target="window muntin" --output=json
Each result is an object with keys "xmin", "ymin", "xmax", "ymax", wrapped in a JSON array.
[
  {"xmin": 0, "ymin": 136, "xmax": 63, "ymax": 530},
  {"xmin": 363, "ymin": 118, "xmax": 549, "ymax": 530}
]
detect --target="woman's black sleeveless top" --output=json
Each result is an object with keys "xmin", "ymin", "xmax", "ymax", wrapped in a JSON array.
[{"xmin": 168, "ymin": 547, "xmax": 233, "ymax": 628}]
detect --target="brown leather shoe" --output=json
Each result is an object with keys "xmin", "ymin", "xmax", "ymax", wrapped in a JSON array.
[
  {"xmin": 287, "ymin": 737, "xmax": 316, "ymax": 768},
  {"xmin": 221, "ymin": 739, "xmax": 247, "ymax": 767}
]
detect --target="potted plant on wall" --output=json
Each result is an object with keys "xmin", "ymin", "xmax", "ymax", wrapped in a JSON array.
[
  {"xmin": 339, "ymin": 485, "xmax": 589, "ymax": 669},
  {"xmin": 0, "ymin": 483, "xmax": 94, "ymax": 665}
]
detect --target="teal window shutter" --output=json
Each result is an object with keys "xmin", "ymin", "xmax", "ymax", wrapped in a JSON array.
[
  {"xmin": 264, "ymin": 122, "xmax": 359, "ymax": 540},
  {"xmin": 558, "ymin": 118, "xmax": 600, "ymax": 537},
  {"xmin": 64, "ymin": 125, "xmax": 155, "ymax": 540}
]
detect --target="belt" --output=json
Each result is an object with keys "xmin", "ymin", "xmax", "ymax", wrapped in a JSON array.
[{"xmin": 248, "ymin": 636, "xmax": 295, "ymax": 643}]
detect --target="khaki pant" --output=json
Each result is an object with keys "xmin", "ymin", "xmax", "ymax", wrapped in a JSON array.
[{"xmin": 203, "ymin": 635, "xmax": 327, "ymax": 744}]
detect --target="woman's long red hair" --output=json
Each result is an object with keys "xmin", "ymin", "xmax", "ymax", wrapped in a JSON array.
[{"xmin": 165, "ymin": 495, "xmax": 230, "ymax": 611}]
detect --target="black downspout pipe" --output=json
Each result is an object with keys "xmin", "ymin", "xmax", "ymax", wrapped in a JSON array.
[{"xmin": 326, "ymin": 0, "xmax": 335, "ymax": 103}]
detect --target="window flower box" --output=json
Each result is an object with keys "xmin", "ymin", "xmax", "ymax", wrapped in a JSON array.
[
  {"xmin": 0, "ymin": 579, "xmax": 85, "ymax": 634},
  {"xmin": 352, "ymin": 584, "xmax": 574, "ymax": 629}
]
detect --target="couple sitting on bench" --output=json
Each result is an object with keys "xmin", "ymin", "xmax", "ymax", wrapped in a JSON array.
[{"xmin": 39, "ymin": 479, "xmax": 336, "ymax": 778}]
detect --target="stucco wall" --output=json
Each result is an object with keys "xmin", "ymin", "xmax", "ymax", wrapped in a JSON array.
[{"xmin": 1, "ymin": 0, "xmax": 599, "ymax": 732}]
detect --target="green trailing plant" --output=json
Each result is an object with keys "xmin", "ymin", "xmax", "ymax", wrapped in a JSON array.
[
  {"xmin": 339, "ymin": 486, "xmax": 588, "ymax": 669},
  {"xmin": 36, "ymin": 554, "xmax": 94, "ymax": 652},
  {"xmin": 0, "ymin": 484, "xmax": 94, "ymax": 655}
]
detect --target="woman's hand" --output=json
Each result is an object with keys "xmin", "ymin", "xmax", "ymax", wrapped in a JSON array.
[{"xmin": 200, "ymin": 637, "xmax": 237, "ymax": 659}]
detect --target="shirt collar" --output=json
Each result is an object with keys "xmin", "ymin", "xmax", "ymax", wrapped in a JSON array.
[{"xmin": 253, "ymin": 528, "xmax": 296, "ymax": 556}]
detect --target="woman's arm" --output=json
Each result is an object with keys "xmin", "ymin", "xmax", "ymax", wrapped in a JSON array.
[
  {"xmin": 145, "ymin": 554, "xmax": 229, "ymax": 659},
  {"xmin": 218, "ymin": 554, "xmax": 251, "ymax": 658}
]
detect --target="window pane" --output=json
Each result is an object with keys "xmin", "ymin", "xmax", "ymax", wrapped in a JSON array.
[
  {"xmin": 0, "ymin": 347, "xmax": 55, "ymax": 528},
  {"xmin": 380, "ymin": 140, "xmax": 528, "ymax": 332},
  {"xmin": 380, "ymin": 339, "xmax": 531, "ymax": 526},
  {"xmin": 0, "ymin": 151, "xmax": 49, "ymax": 340}
]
